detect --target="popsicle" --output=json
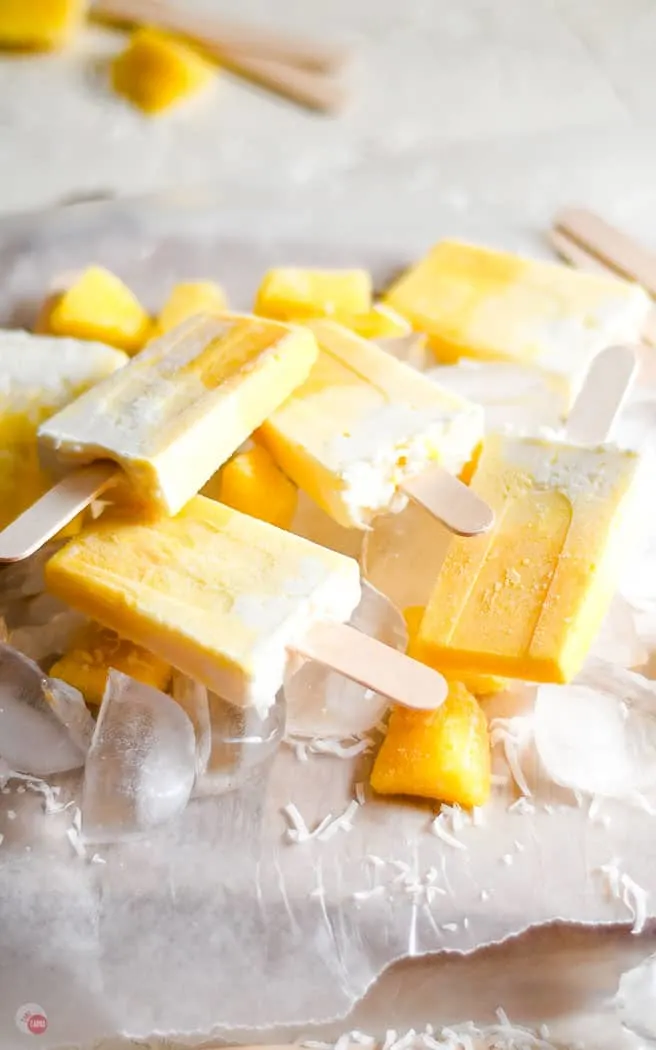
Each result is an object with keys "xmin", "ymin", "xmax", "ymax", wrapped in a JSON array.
[
  {"xmin": 414, "ymin": 345, "xmax": 641, "ymax": 685},
  {"xmin": 45, "ymin": 496, "xmax": 449, "ymax": 714},
  {"xmin": 0, "ymin": 313, "xmax": 318, "ymax": 562},
  {"xmin": 0, "ymin": 331, "xmax": 127, "ymax": 531},
  {"xmin": 258, "ymin": 320, "xmax": 491, "ymax": 534},
  {"xmin": 385, "ymin": 239, "xmax": 650, "ymax": 405}
]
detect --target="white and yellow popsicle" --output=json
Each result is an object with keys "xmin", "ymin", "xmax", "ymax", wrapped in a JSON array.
[
  {"xmin": 258, "ymin": 320, "xmax": 490, "ymax": 533},
  {"xmin": 45, "ymin": 496, "xmax": 449, "ymax": 714},
  {"xmin": 0, "ymin": 312, "xmax": 318, "ymax": 562},
  {"xmin": 414, "ymin": 346, "xmax": 642, "ymax": 684}
]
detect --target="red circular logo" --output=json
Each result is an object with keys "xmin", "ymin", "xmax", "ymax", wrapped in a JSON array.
[{"xmin": 27, "ymin": 1015, "xmax": 47, "ymax": 1035}]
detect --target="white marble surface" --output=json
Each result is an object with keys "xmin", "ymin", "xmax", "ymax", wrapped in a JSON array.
[
  {"xmin": 0, "ymin": 0, "xmax": 655, "ymax": 251},
  {"xmin": 2, "ymin": 3, "xmax": 656, "ymax": 1047}
]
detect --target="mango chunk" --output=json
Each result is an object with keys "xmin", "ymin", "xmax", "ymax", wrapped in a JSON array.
[
  {"xmin": 46, "ymin": 266, "xmax": 152, "ymax": 354},
  {"xmin": 0, "ymin": 0, "xmax": 85, "ymax": 50},
  {"xmin": 255, "ymin": 268, "xmax": 372, "ymax": 322},
  {"xmin": 204, "ymin": 444, "xmax": 297, "ymax": 530},
  {"xmin": 345, "ymin": 303, "xmax": 411, "ymax": 340},
  {"xmin": 404, "ymin": 606, "xmax": 507, "ymax": 697},
  {"xmin": 370, "ymin": 681, "xmax": 491, "ymax": 807},
  {"xmin": 111, "ymin": 28, "xmax": 217, "ymax": 115},
  {"xmin": 157, "ymin": 281, "xmax": 228, "ymax": 334},
  {"xmin": 50, "ymin": 622, "xmax": 172, "ymax": 706}
]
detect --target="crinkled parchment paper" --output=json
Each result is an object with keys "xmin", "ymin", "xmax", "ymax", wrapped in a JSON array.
[{"xmin": 1, "ymin": 196, "xmax": 656, "ymax": 1048}]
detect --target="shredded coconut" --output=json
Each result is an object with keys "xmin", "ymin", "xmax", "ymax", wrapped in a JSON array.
[
  {"xmin": 490, "ymin": 717, "xmax": 533, "ymax": 797},
  {"xmin": 508, "ymin": 796, "xmax": 535, "ymax": 815},
  {"xmin": 286, "ymin": 732, "xmax": 375, "ymax": 761},
  {"xmin": 597, "ymin": 860, "xmax": 649, "ymax": 934}
]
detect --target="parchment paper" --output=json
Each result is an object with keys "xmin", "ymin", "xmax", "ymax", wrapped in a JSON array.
[{"xmin": 1, "ymin": 195, "xmax": 656, "ymax": 1049}]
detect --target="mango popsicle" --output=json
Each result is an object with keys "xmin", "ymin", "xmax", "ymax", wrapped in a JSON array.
[
  {"xmin": 385, "ymin": 239, "xmax": 651, "ymax": 406},
  {"xmin": 0, "ymin": 331, "xmax": 127, "ymax": 530},
  {"xmin": 258, "ymin": 320, "xmax": 486, "ymax": 530},
  {"xmin": 0, "ymin": 313, "xmax": 318, "ymax": 562},
  {"xmin": 414, "ymin": 347, "xmax": 641, "ymax": 684},
  {"xmin": 45, "ymin": 497, "xmax": 449, "ymax": 714}
]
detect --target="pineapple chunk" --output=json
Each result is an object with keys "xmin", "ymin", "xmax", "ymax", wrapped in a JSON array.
[
  {"xmin": 111, "ymin": 28, "xmax": 216, "ymax": 115},
  {"xmin": 345, "ymin": 303, "xmax": 411, "ymax": 340},
  {"xmin": 157, "ymin": 281, "xmax": 228, "ymax": 334},
  {"xmin": 255, "ymin": 268, "xmax": 372, "ymax": 322},
  {"xmin": 46, "ymin": 266, "xmax": 152, "ymax": 354},
  {"xmin": 0, "ymin": 0, "xmax": 85, "ymax": 50},
  {"xmin": 50, "ymin": 622, "xmax": 172, "ymax": 706},
  {"xmin": 204, "ymin": 444, "xmax": 297, "ymax": 530},
  {"xmin": 404, "ymin": 606, "xmax": 507, "ymax": 697},
  {"xmin": 370, "ymin": 681, "xmax": 491, "ymax": 807}
]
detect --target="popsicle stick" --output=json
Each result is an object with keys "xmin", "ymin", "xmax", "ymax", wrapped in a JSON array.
[
  {"xmin": 549, "ymin": 228, "xmax": 656, "ymax": 348},
  {"xmin": 554, "ymin": 208, "xmax": 656, "ymax": 297},
  {"xmin": 0, "ymin": 463, "xmax": 120, "ymax": 564},
  {"xmin": 212, "ymin": 52, "xmax": 347, "ymax": 115},
  {"xmin": 565, "ymin": 345, "xmax": 637, "ymax": 446},
  {"xmin": 294, "ymin": 621, "xmax": 448, "ymax": 711},
  {"xmin": 93, "ymin": 0, "xmax": 348, "ymax": 73},
  {"xmin": 401, "ymin": 467, "xmax": 494, "ymax": 536}
]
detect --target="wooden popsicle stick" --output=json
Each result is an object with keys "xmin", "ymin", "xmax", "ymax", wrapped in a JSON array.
[
  {"xmin": 212, "ymin": 52, "xmax": 347, "ymax": 115},
  {"xmin": 93, "ymin": 0, "xmax": 348, "ymax": 73},
  {"xmin": 549, "ymin": 228, "xmax": 656, "ymax": 348},
  {"xmin": 0, "ymin": 463, "xmax": 120, "ymax": 564},
  {"xmin": 565, "ymin": 345, "xmax": 637, "ymax": 446},
  {"xmin": 293, "ymin": 621, "xmax": 448, "ymax": 711},
  {"xmin": 401, "ymin": 467, "xmax": 494, "ymax": 536},
  {"xmin": 554, "ymin": 208, "xmax": 656, "ymax": 297}
]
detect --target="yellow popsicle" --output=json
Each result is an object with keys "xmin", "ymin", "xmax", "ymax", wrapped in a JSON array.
[
  {"xmin": 385, "ymin": 240, "xmax": 650, "ymax": 404},
  {"xmin": 45, "ymin": 496, "xmax": 362, "ymax": 712},
  {"xmin": 259, "ymin": 320, "xmax": 483, "ymax": 529},
  {"xmin": 415, "ymin": 432, "xmax": 641, "ymax": 683}
]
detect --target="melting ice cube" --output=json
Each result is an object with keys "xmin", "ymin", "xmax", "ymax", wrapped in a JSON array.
[
  {"xmin": 82, "ymin": 670, "xmax": 196, "ymax": 842},
  {"xmin": 172, "ymin": 673, "xmax": 284, "ymax": 796},
  {"xmin": 361, "ymin": 500, "xmax": 451, "ymax": 610},
  {"xmin": 0, "ymin": 642, "xmax": 92, "ymax": 775},
  {"xmin": 534, "ymin": 658, "xmax": 656, "ymax": 798},
  {"xmin": 284, "ymin": 580, "xmax": 407, "ymax": 737}
]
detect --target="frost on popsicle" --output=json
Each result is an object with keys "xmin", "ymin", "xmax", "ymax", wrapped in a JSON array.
[
  {"xmin": 0, "ymin": 642, "xmax": 93, "ymax": 775},
  {"xmin": 284, "ymin": 581, "xmax": 406, "ymax": 738},
  {"xmin": 82, "ymin": 670, "xmax": 196, "ymax": 842}
]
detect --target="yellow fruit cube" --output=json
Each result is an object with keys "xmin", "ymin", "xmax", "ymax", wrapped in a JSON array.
[
  {"xmin": 204, "ymin": 444, "xmax": 297, "ymax": 530},
  {"xmin": 50, "ymin": 622, "xmax": 172, "ymax": 706},
  {"xmin": 255, "ymin": 268, "xmax": 372, "ymax": 322},
  {"xmin": 157, "ymin": 281, "xmax": 228, "ymax": 334},
  {"xmin": 111, "ymin": 28, "xmax": 217, "ymax": 116},
  {"xmin": 404, "ymin": 606, "xmax": 507, "ymax": 697},
  {"xmin": 370, "ymin": 681, "xmax": 491, "ymax": 807},
  {"xmin": 0, "ymin": 0, "xmax": 86, "ymax": 50},
  {"xmin": 345, "ymin": 303, "xmax": 411, "ymax": 340},
  {"xmin": 46, "ymin": 266, "xmax": 152, "ymax": 354}
]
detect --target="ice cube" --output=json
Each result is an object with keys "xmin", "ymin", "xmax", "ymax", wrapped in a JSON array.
[
  {"xmin": 193, "ymin": 689, "xmax": 285, "ymax": 796},
  {"xmin": 534, "ymin": 658, "xmax": 656, "ymax": 798},
  {"xmin": 290, "ymin": 491, "xmax": 362, "ymax": 559},
  {"xmin": 616, "ymin": 953, "xmax": 656, "ymax": 1043},
  {"xmin": 0, "ymin": 643, "xmax": 91, "ymax": 775},
  {"xmin": 427, "ymin": 362, "xmax": 563, "ymax": 431},
  {"xmin": 284, "ymin": 581, "xmax": 406, "ymax": 737},
  {"xmin": 361, "ymin": 500, "xmax": 451, "ymax": 609},
  {"xmin": 171, "ymin": 673, "xmax": 211, "ymax": 775},
  {"xmin": 588, "ymin": 595, "xmax": 647, "ymax": 669},
  {"xmin": 10, "ymin": 610, "xmax": 86, "ymax": 663},
  {"xmin": 82, "ymin": 670, "xmax": 196, "ymax": 842}
]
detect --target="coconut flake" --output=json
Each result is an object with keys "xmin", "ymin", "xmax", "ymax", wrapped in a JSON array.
[
  {"xmin": 597, "ymin": 860, "xmax": 649, "ymax": 934},
  {"xmin": 490, "ymin": 717, "xmax": 533, "ymax": 797}
]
